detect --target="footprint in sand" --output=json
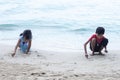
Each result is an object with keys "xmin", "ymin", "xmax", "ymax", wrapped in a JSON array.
[
  {"xmin": 31, "ymin": 72, "xmax": 46, "ymax": 76},
  {"xmin": 45, "ymin": 78, "xmax": 65, "ymax": 80}
]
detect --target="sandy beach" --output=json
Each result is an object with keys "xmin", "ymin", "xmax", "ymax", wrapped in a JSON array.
[
  {"xmin": 0, "ymin": 43, "xmax": 120, "ymax": 80},
  {"xmin": 0, "ymin": 0, "xmax": 120, "ymax": 80}
]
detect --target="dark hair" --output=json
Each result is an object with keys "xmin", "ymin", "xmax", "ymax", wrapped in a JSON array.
[
  {"xmin": 19, "ymin": 33, "xmax": 23, "ymax": 36},
  {"xmin": 96, "ymin": 27, "xmax": 105, "ymax": 35},
  {"xmin": 23, "ymin": 29, "xmax": 32, "ymax": 40}
]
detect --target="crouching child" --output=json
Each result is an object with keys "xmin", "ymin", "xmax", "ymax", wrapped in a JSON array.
[
  {"xmin": 12, "ymin": 29, "xmax": 32, "ymax": 57},
  {"xmin": 84, "ymin": 27, "xmax": 108, "ymax": 58}
]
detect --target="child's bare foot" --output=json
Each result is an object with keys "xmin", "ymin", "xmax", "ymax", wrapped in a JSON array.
[
  {"xmin": 98, "ymin": 52, "xmax": 105, "ymax": 56},
  {"xmin": 90, "ymin": 53, "xmax": 94, "ymax": 56},
  {"xmin": 85, "ymin": 54, "xmax": 88, "ymax": 58}
]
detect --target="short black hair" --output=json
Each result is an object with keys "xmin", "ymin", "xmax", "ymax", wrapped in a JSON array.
[
  {"xmin": 96, "ymin": 27, "xmax": 105, "ymax": 35},
  {"xmin": 23, "ymin": 29, "xmax": 32, "ymax": 40}
]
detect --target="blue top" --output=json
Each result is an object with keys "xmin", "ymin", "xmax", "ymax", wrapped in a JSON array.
[{"xmin": 19, "ymin": 36, "xmax": 28, "ymax": 53}]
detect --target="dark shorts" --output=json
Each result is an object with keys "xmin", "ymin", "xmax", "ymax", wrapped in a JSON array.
[{"xmin": 90, "ymin": 38, "xmax": 108, "ymax": 52}]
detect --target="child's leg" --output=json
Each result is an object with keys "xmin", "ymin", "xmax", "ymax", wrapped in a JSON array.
[
  {"xmin": 98, "ymin": 46, "xmax": 104, "ymax": 55},
  {"xmin": 90, "ymin": 38, "xmax": 96, "ymax": 55},
  {"xmin": 102, "ymin": 38, "xmax": 108, "ymax": 53},
  {"xmin": 99, "ymin": 38, "xmax": 108, "ymax": 54}
]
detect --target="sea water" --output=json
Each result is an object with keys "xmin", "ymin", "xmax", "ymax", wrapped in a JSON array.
[{"xmin": 0, "ymin": 0, "xmax": 120, "ymax": 52}]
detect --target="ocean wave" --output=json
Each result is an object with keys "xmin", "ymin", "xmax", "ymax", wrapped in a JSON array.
[
  {"xmin": 69, "ymin": 28, "xmax": 94, "ymax": 34},
  {"xmin": 0, "ymin": 24, "xmax": 18, "ymax": 31}
]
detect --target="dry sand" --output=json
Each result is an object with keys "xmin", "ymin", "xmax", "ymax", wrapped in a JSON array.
[{"xmin": 0, "ymin": 43, "xmax": 120, "ymax": 80}]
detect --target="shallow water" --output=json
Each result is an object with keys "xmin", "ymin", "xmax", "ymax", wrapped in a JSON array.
[{"xmin": 0, "ymin": 0, "xmax": 120, "ymax": 51}]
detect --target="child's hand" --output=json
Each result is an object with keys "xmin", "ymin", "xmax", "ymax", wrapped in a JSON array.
[
  {"xmin": 11, "ymin": 53, "xmax": 15, "ymax": 57},
  {"xmin": 85, "ymin": 54, "xmax": 88, "ymax": 59}
]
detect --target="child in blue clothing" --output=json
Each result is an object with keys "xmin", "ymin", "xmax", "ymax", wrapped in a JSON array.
[{"xmin": 12, "ymin": 29, "xmax": 32, "ymax": 57}]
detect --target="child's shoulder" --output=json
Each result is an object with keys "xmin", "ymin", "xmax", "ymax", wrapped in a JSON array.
[
  {"xmin": 91, "ymin": 34, "xmax": 97, "ymax": 37},
  {"xmin": 19, "ymin": 35, "xmax": 23, "ymax": 40}
]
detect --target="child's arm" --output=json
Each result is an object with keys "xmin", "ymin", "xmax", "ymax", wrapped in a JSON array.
[
  {"xmin": 26, "ymin": 40, "xmax": 32, "ymax": 54},
  {"xmin": 104, "ymin": 46, "xmax": 108, "ymax": 53},
  {"xmin": 84, "ymin": 40, "xmax": 89, "ymax": 58},
  {"xmin": 12, "ymin": 39, "xmax": 20, "ymax": 57}
]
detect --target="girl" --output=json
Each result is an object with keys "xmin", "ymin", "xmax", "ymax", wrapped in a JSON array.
[{"xmin": 12, "ymin": 29, "xmax": 32, "ymax": 57}]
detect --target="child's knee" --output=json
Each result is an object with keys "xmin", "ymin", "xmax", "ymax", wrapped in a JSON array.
[{"xmin": 102, "ymin": 38, "xmax": 108, "ymax": 47}]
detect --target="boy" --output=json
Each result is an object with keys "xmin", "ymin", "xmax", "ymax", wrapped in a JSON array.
[
  {"xmin": 12, "ymin": 29, "xmax": 32, "ymax": 57},
  {"xmin": 84, "ymin": 27, "xmax": 108, "ymax": 58}
]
